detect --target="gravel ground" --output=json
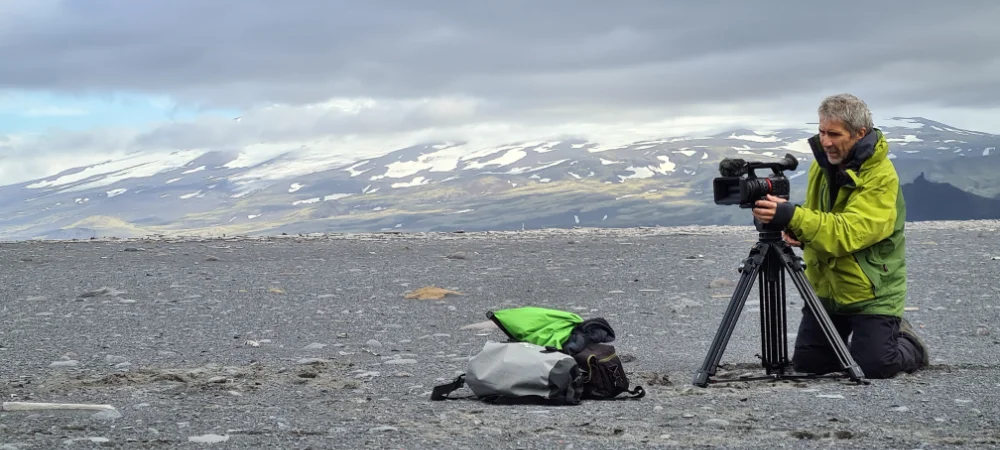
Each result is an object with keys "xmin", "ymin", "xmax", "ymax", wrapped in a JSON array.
[{"xmin": 1, "ymin": 221, "xmax": 999, "ymax": 449}]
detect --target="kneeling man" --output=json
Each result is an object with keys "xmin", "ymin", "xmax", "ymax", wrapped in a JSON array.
[{"xmin": 751, "ymin": 93, "xmax": 928, "ymax": 378}]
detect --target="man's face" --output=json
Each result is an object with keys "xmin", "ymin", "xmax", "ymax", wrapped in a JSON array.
[{"xmin": 818, "ymin": 117, "xmax": 865, "ymax": 166}]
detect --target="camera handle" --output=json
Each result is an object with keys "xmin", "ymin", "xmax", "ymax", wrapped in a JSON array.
[{"xmin": 692, "ymin": 226, "xmax": 868, "ymax": 387}]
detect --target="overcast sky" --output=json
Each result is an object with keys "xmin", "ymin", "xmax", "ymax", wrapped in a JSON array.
[{"xmin": 2, "ymin": 1, "xmax": 999, "ymax": 184}]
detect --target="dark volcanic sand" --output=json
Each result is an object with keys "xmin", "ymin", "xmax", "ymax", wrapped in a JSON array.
[{"xmin": 1, "ymin": 222, "xmax": 999, "ymax": 449}]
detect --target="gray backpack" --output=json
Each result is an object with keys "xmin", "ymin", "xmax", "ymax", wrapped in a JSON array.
[{"xmin": 431, "ymin": 341, "xmax": 584, "ymax": 405}]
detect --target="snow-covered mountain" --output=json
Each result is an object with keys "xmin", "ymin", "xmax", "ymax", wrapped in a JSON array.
[{"xmin": 1, "ymin": 117, "xmax": 997, "ymax": 240}]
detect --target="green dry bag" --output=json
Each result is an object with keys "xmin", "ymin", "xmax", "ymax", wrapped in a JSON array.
[{"xmin": 487, "ymin": 306, "xmax": 583, "ymax": 350}]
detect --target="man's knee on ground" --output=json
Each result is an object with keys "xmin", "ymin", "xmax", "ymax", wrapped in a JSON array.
[
  {"xmin": 791, "ymin": 349, "xmax": 837, "ymax": 375},
  {"xmin": 854, "ymin": 352, "xmax": 901, "ymax": 379}
]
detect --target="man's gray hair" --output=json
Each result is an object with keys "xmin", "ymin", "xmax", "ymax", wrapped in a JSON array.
[{"xmin": 818, "ymin": 93, "xmax": 874, "ymax": 136}]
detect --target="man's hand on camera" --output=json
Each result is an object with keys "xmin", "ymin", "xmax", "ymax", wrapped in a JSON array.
[
  {"xmin": 752, "ymin": 194, "xmax": 797, "ymax": 229},
  {"xmin": 752, "ymin": 194, "xmax": 786, "ymax": 223}
]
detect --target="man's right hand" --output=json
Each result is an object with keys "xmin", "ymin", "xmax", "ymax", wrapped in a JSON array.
[{"xmin": 783, "ymin": 231, "xmax": 803, "ymax": 248}]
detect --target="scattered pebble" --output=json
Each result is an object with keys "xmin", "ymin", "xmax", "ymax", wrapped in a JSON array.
[
  {"xmin": 105, "ymin": 355, "xmax": 128, "ymax": 364},
  {"xmin": 460, "ymin": 321, "xmax": 498, "ymax": 331},
  {"xmin": 296, "ymin": 358, "xmax": 327, "ymax": 365},
  {"xmin": 705, "ymin": 419, "xmax": 729, "ymax": 428},
  {"xmin": 49, "ymin": 360, "xmax": 79, "ymax": 368},
  {"xmin": 188, "ymin": 434, "xmax": 230, "ymax": 443},
  {"xmin": 708, "ymin": 278, "xmax": 735, "ymax": 288},
  {"xmin": 91, "ymin": 410, "xmax": 123, "ymax": 421},
  {"xmin": 383, "ymin": 359, "xmax": 417, "ymax": 365}
]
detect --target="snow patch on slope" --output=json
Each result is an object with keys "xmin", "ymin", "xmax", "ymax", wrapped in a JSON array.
[
  {"xmin": 886, "ymin": 134, "xmax": 922, "ymax": 144},
  {"xmin": 378, "ymin": 145, "xmax": 464, "ymax": 179},
  {"xmin": 26, "ymin": 150, "xmax": 206, "ymax": 192},
  {"xmin": 619, "ymin": 166, "xmax": 655, "ymax": 181},
  {"xmin": 391, "ymin": 177, "xmax": 430, "ymax": 188},
  {"xmin": 464, "ymin": 149, "xmax": 527, "ymax": 170},
  {"xmin": 654, "ymin": 156, "xmax": 676, "ymax": 173},
  {"xmin": 726, "ymin": 131, "xmax": 781, "ymax": 143}
]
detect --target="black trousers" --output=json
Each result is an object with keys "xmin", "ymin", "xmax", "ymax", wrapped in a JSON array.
[{"xmin": 791, "ymin": 306, "xmax": 924, "ymax": 379}]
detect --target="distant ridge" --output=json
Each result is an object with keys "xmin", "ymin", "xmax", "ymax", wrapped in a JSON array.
[
  {"xmin": 902, "ymin": 173, "xmax": 1000, "ymax": 221},
  {"xmin": 0, "ymin": 117, "xmax": 996, "ymax": 240}
]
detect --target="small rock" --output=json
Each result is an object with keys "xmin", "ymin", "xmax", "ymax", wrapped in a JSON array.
[
  {"xmin": 708, "ymin": 278, "xmax": 735, "ymax": 289},
  {"xmin": 369, "ymin": 426, "xmax": 398, "ymax": 432},
  {"xmin": 78, "ymin": 287, "xmax": 126, "ymax": 298},
  {"xmin": 205, "ymin": 256, "xmax": 221, "ymax": 261},
  {"xmin": 188, "ymin": 434, "xmax": 230, "ymax": 444},
  {"xmin": 105, "ymin": 355, "xmax": 128, "ymax": 364},
  {"xmin": 207, "ymin": 376, "xmax": 227, "ymax": 383},
  {"xmin": 705, "ymin": 418, "xmax": 729, "ymax": 428},
  {"xmin": 460, "ymin": 321, "xmax": 498, "ymax": 331},
  {"xmin": 123, "ymin": 247, "xmax": 145, "ymax": 252},
  {"xmin": 446, "ymin": 252, "xmax": 468, "ymax": 260},
  {"xmin": 365, "ymin": 339, "xmax": 383, "ymax": 348},
  {"xmin": 91, "ymin": 410, "xmax": 123, "ymax": 421},
  {"xmin": 49, "ymin": 360, "xmax": 80, "ymax": 368},
  {"xmin": 297, "ymin": 358, "xmax": 327, "ymax": 365},
  {"xmin": 383, "ymin": 359, "xmax": 418, "ymax": 365}
]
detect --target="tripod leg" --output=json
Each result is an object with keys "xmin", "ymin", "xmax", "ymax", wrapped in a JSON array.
[
  {"xmin": 777, "ymin": 243, "xmax": 867, "ymax": 384},
  {"xmin": 759, "ymin": 246, "xmax": 790, "ymax": 375},
  {"xmin": 693, "ymin": 244, "xmax": 767, "ymax": 387}
]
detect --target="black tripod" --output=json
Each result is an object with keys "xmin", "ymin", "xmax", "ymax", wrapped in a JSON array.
[{"xmin": 692, "ymin": 220, "xmax": 868, "ymax": 387}]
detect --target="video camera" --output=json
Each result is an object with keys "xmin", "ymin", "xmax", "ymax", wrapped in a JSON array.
[{"xmin": 712, "ymin": 153, "xmax": 799, "ymax": 208}]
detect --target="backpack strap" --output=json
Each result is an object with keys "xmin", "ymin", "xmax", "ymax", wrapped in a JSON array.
[
  {"xmin": 430, "ymin": 374, "xmax": 472, "ymax": 401},
  {"xmin": 624, "ymin": 385, "xmax": 646, "ymax": 399}
]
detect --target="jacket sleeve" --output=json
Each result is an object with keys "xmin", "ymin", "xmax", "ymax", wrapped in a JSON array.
[{"xmin": 788, "ymin": 172, "xmax": 897, "ymax": 258}]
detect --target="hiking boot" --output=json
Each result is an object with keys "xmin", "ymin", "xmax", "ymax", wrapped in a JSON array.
[{"xmin": 899, "ymin": 317, "xmax": 929, "ymax": 368}]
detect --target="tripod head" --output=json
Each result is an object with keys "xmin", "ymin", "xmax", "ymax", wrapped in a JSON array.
[{"xmin": 753, "ymin": 217, "xmax": 786, "ymax": 242}]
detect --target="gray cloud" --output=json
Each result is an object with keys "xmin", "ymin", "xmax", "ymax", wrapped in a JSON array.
[
  {"xmin": 2, "ymin": 0, "xmax": 1000, "ymax": 187},
  {"xmin": 1, "ymin": 0, "xmax": 998, "ymax": 114}
]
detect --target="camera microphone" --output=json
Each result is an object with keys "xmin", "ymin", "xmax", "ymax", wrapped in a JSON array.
[{"xmin": 718, "ymin": 158, "xmax": 747, "ymax": 177}]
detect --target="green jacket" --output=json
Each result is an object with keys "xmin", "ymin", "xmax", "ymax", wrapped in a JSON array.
[{"xmin": 785, "ymin": 129, "xmax": 908, "ymax": 317}]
